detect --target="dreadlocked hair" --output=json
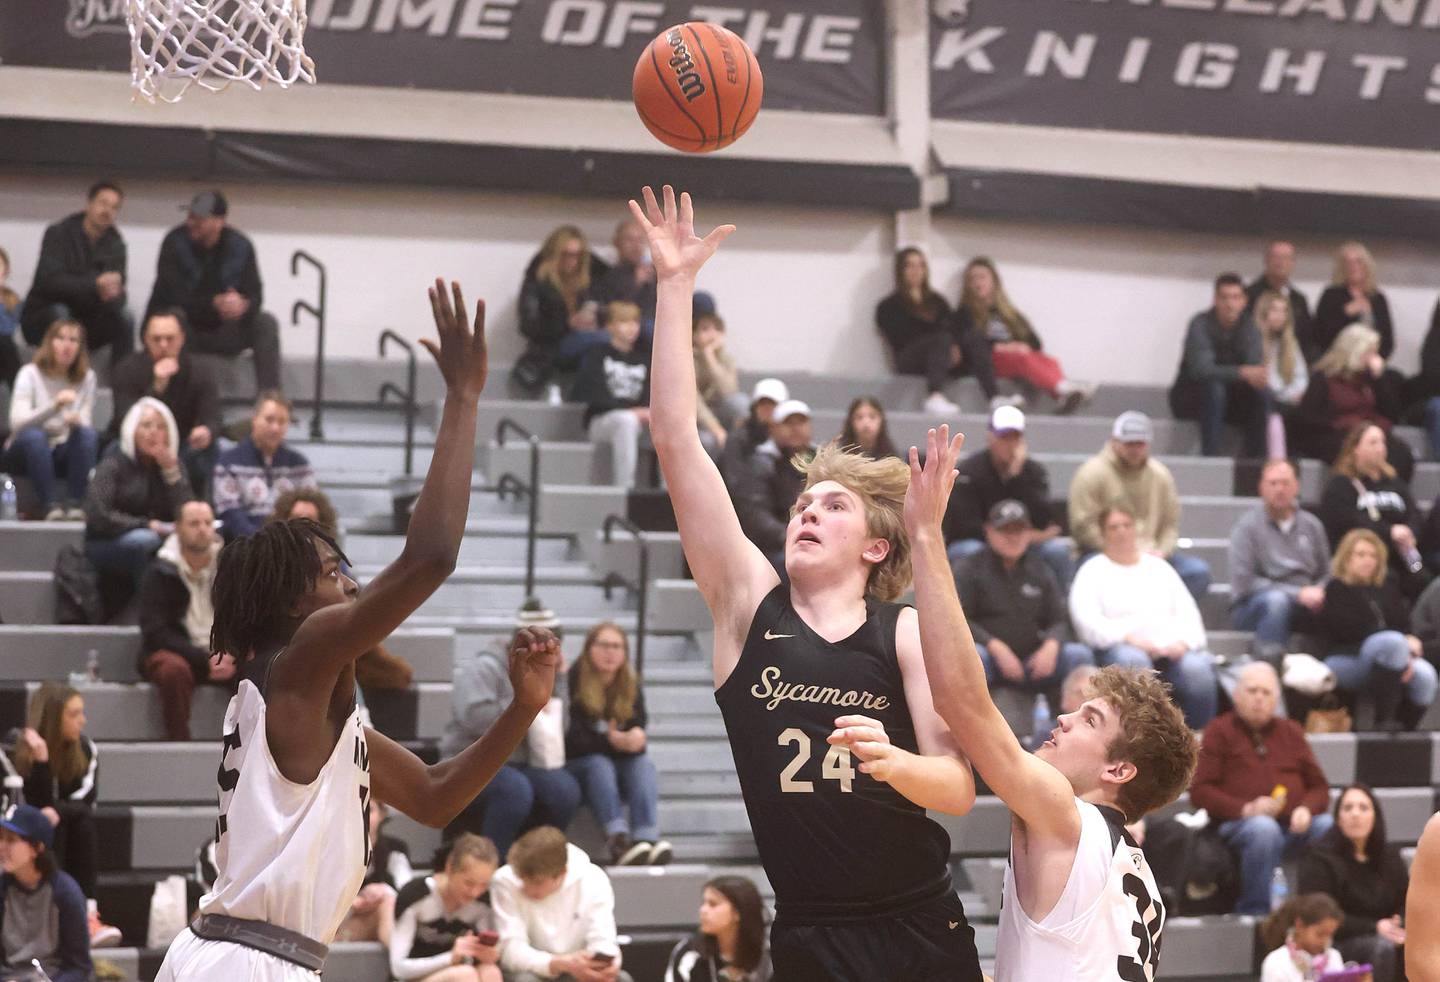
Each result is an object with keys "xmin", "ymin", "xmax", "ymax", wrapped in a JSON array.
[{"xmin": 210, "ymin": 518, "xmax": 350, "ymax": 659}]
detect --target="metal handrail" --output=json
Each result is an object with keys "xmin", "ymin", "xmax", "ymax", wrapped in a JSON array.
[
  {"xmin": 290, "ymin": 250, "xmax": 327, "ymax": 440},
  {"xmin": 378, "ymin": 330, "xmax": 417, "ymax": 477},
  {"xmin": 602, "ymin": 514, "xmax": 650, "ymax": 675},
  {"xmin": 495, "ymin": 417, "xmax": 541, "ymax": 602}
]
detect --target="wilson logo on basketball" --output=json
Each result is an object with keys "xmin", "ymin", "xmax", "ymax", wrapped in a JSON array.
[
  {"xmin": 633, "ymin": 21, "xmax": 764, "ymax": 153},
  {"xmin": 664, "ymin": 28, "xmax": 707, "ymax": 103}
]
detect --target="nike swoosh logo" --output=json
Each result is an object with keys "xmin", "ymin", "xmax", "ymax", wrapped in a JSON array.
[
  {"xmin": 948, "ymin": 921, "xmax": 959, "ymax": 930},
  {"xmin": 764, "ymin": 629, "xmax": 795, "ymax": 640}
]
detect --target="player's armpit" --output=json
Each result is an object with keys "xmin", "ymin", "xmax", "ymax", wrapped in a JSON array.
[{"xmin": 1408, "ymin": 813, "xmax": 1440, "ymax": 981}]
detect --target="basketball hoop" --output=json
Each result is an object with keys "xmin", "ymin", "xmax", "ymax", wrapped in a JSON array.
[{"xmin": 125, "ymin": 0, "xmax": 316, "ymax": 103}]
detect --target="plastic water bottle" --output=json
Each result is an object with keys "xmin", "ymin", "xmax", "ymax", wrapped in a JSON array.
[
  {"xmin": 1269, "ymin": 867, "xmax": 1290, "ymax": 911},
  {"xmin": 0, "ymin": 475, "xmax": 16, "ymax": 521},
  {"xmin": 546, "ymin": 383, "xmax": 563, "ymax": 406},
  {"xmin": 2, "ymin": 775, "xmax": 24, "ymax": 811},
  {"xmin": 1032, "ymin": 693, "xmax": 1052, "ymax": 742},
  {"xmin": 86, "ymin": 649, "xmax": 101, "ymax": 684}
]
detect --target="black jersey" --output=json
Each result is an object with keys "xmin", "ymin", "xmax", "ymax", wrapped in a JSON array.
[{"xmin": 716, "ymin": 586, "xmax": 954, "ymax": 922}]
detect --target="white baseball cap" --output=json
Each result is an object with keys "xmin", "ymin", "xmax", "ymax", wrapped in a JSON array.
[
  {"xmin": 773, "ymin": 399, "xmax": 811, "ymax": 422},
  {"xmin": 989, "ymin": 405, "xmax": 1026, "ymax": 433},
  {"xmin": 751, "ymin": 378, "xmax": 788, "ymax": 406}
]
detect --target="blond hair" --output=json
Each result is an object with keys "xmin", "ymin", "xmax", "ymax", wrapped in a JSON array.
[
  {"xmin": 574, "ymin": 622, "xmax": 637, "ymax": 725},
  {"xmin": 1088, "ymin": 666, "xmax": 1197, "ymax": 821},
  {"xmin": 507, "ymin": 826, "xmax": 569, "ymax": 880},
  {"xmin": 534, "ymin": 226, "xmax": 591, "ymax": 307},
  {"xmin": 445, "ymin": 833, "xmax": 499, "ymax": 872},
  {"xmin": 1332, "ymin": 241, "xmax": 1377, "ymax": 294},
  {"xmin": 1255, "ymin": 290, "xmax": 1299, "ymax": 387},
  {"xmin": 1331, "ymin": 528, "xmax": 1388, "ymax": 586},
  {"xmin": 605, "ymin": 300, "xmax": 642, "ymax": 325},
  {"xmin": 1314, "ymin": 323, "xmax": 1381, "ymax": 379},
  {"xmin": 960, "ymin": 257, "xmax": 1038, "ymax": 348},
  {"xmin": 794, "ymin": 442, "xmax": 911, "ymax": 602}
]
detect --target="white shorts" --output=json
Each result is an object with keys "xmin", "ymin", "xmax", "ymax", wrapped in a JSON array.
[{"xmin": 156, "ymin": 927, "xmax": 320, "ymax": 981}]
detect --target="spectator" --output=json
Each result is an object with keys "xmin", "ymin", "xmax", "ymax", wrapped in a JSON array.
[
  {"xmin": 2, "ymin": 318, "xmax": 98, "ymax": 520},
  {"xmin": 1409, "ymin": 574, "xmax": 1440, "ymax": 680},
  {"xmin": 0, "ymin": 805, "xmax": 91, "ymax": 982},
  {"xmin": 1189, "ymin": 662, "xmax": 1334, "ymax": 915},
  {"xmin": 212, "ymin": 390, "xmax": 316, "ymax": 541},
  {"xmin": 873, "ymin": 247, "xmax": 994, "ymax": 417},
  {"xmin": 1068, "ymin": 411, "xmax": 1212, "ymax": 600},
  {"xmin": 1298, "ymin": 784, "xmax": 1410, "ymax": 982},
  {"xmin": 515, "ymin": 226, "xmax": 602, "ymax": 386},
  {"xmin": 571, "ymin": 301, "xmax": 649, "ymax": 490},
  {"xmin": 1411, "ymin": 299, "xmax": 1440, "ymax": 456},
  {"xmin": 1258, "ymin": 893, "xmax": 1346, "ymax": 982},
  {"xmin": 1318, "ymin": 423, "xmax": 1423, "ymax": 590},
  {"xmin": 270, "ymin": 486, "xmax": 339, "ymax": 539},
  {"xmin": 1247, "ymin": 240, "xmax": 1314, "ymax": 363},
  {"xmin": 944, "ymin": 406, "xmax": 1072, "ymax": 588},
  {"xmin": 720, "ymin": 378, "xmax": 786, "ymax": 490},
  {"xmin": 566, "ymin": 622, "xmax": 668, "ymax": 867},
  {"xmin": 1068, "ymin": 504, "xmax": 1219, "ymax": 728},
  {"xmin": 0, "ymin": 246, "xmax": 21, "ymax": 388},
  {"xmin": 1228, "ymin": 459, "xmax": 1331, "ymax": 662},
  {"xmin": 136, "ymin": 499, "xmax": 236, "ymax": 740},
  {"xmin": 334, "ymin": 798, "xmax": 411, "ymax": 944},
  {"xmin": 111, "ymin": 309, "xmax": 221, "ymax": 497},
  {"xmin": 1254, "ymin": 290, "xmax": 1310, "ymax": 459},
  {"xmin": 389, "ymin": 834, "xmax": 502, "ymax": 982},
  {"xmin": 592, "ymin": 219, "xmax": 657, "ymax": 330},
  {"xmin": 146, "ymin": 190, "xmax": 280, "ymax": 393},
  {"xmin": 490, "ymin": 826, "xmax": 632, "ymax": 982},
  {"xmin": 665, "ymin": 876, "xmax": 772, "ymax": 982},
  {"xmin": 733, "ymin": 400, "xmax": 814, "ymax": 568},
  {"xmin": 693, "ymin": 312, "xmax": 747, "ymax": 455},
  {"xmin": 84, "ymin": 397, "xmax": 191, "ymax": 596},
  {"xmin": 953, "ymin": 499, "xmax": 1094, "ymax": 707},
  {"xmin": 1313, "ymin": 242, "xmax": 1394, "ymax": 367},
  {"xmin": 1169, "ymin": 273, "xmax": 1267, "ymax": 457},
  {"xmin": 955, "ymin": 257, "xmax": 1092, "ymax": 413},
  {"xmin": 443, "ymin": 607, "xmax": 581, "ymax": 860},
  {"xmin": 1295, "ymin": 325, "xmax": 1413, "ymax": 481},
  {"xmin": 19, "ymin": 181, "xmax": 132, "ymax": 367},
  {"xmin": 1314, "ymin": 529, "xmax": 1437, "ymax": 731},
  {"xmin": 838, "ymin": 396, "xmax": 897, "ymax": 461}
]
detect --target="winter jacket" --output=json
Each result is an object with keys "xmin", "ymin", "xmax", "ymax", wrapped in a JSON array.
[
  {"xmin": 491, "ymin": 843, "xmax": 621, "ymax": 976},
  {"xmin": 109, "ymin": 350, "xmax": 220, "ymax": 441},
  {"xmin": 1313, "ymin": 285, "xmax": 1394, "ymax": 362},
  {"xmin": 137, "ymin": 532, "xmax": 221, "ymax": 679},
  {"xmin": 1067, "ymin": 444, "xmax": 1182, "ymax": 555},
  {"xmin": 20, "ymin": 212, "xmax": 127, "ymax": 339},
  {"xmin": 212, "ymin": 436, "xmax": 316, "ymax": 541},
  {"xmin": 84, "ymin": 397, "xmax": 191, "ymax": 541},
  {"xmin": 733, "ymin": 440, "xmax": 812, "ymax": 555},
  {"xmin": 146, "ymin": 224, "xmax": 263, "ymax": 333},
  {"xmin": 1298, "ymin": 834, "xmax": 1408, "ymax": 942},
  {"xmin": 943, "ymin": 449, "xmax": 1054, "ymax": 544}
]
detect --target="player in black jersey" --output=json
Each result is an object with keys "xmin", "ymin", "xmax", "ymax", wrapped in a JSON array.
[{"xmin": 631, "ymin": 185, "xmax": 981, "ymax": 982}]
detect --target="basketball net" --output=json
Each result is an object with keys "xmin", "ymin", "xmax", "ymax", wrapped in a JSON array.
[{"xmin": 125, "ymin": 0, "xmax": 316, "ymax": 103}]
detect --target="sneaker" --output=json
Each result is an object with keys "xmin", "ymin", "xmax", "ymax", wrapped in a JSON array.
[
  {"xmin": 605, "ymin": 832, "xmax": 633, "ymax": 866},
  {"xmin": 64, "ymin": 506, "xmax": 86, "ymax": 521},
  {"xmin": 87, "ymin": 900, "xmax": 122, "ymax": 948},
  {"xmin": 989, "ymin": 393, "xmax": 1025, "ymax": 411},
  {"xmin": 647, "ymin": 840, "xmax": 674, "ymax": 866},
  {"xmin": 616, "ymin": 840, "xmax": 652, "ymax": 867},
  {"xmin": 923, "ymin": 392, "xmax": 961, "ymax": 417},
  {"xmin": 1054, "ymin": 380, "xmax": 1095, "ymax": 415},
  {"xmin": 44, "ymin": 506, "xmax": 66, "ymax": 521}
]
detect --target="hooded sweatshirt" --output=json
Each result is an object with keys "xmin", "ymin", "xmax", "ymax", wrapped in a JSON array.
[
  {"xmin": 84, "ymin": 397, "xmax": 191, "ymax": 541},
  {"xmin": 491, "ymin": 843, "xmax": 620, "ymax": 978},
  {"xmin": 1067, "ymin": 443, "xmax": 1181, "ymax": 555},
  {"xmin": 137, "ymin": 531, "xmax": 220, "ymax": 678}
]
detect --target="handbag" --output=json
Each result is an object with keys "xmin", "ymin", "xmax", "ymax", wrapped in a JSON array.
[{"xmin": 1304, "ymin": 692, "xmax": 1353, "ymax": 733}]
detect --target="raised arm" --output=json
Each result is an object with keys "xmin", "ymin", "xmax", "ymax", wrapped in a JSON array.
[{"xmin": 631, "ymin": 186, "xmax": 778, "ymax": 686}]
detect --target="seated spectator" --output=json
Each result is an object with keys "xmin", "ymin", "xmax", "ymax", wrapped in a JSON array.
[
  {"xmin": 571, "ymin": 302, "xmax": 649, "ymax": 490},
  {"xmin": 389, "ymin": 834, "xmax": 502, "ymax": 982},
  {"xmin": 1294, "ymin": 325, "xmax": 1413, "ymax": 482},
  {"xmin": 874, "ymin": 247, "xmax": 994, "ymax": 417},
  {"xmin": 944, "ymin": 406, "xmax": 1072, "ymax": 588},
  {"xmin": 1189, "ymin": 662, "xmax": 1334, "ymax": 915},
  {"xmin": 720, "ymin": 378, "xmax": 786, "ymax": 490},
  {"xmin": 1169, "ymin": 273, "xmax": 1267, "ymax": 457},
  {"xmin": 136, "ymin": 499, "xmax": 236, "ymax": 740},
  {"xmin": 0, "ymin": 805, "xmax": 92, "ymax": 982},
  {"xmin": 1299, "ymin": 784, "xmax": 1410, "ymax": 982},
  {"xmin": 443, "ymin": 606, "xmax": 581, "ymax": 860},
  {"xmin": 694, "ymin": 312, "xmax": 747, "ymax": 454},
  {"xmin": 0, "ymin": 246, "xmax": 21, "ymax": 388},
  {"xmin": 1068, "ymin": 504, "xmax": 1218, "ymax": 728},
  {"xmin": 1318, "ymin": 423, "xmax": 1424, "ymax": 591},
  {"xmin": 19, "ymin": 181, "xmax": 132, "ymax": 368},
  {"xmin": 1412, "ymin": 299, "xmax": 1440, "ymax": 458},
  {"xmin": 84, "ymin": 397, "xmax": 191, "ymax": 597},
  {"xmin": 1068, "ymin": 411, "xmax": 1212, "ymax": 600},
  {"xmin": 665, "ymin": 876, "xmax": 772, "ymax": 982},
  {"xmin": 1254, "ymin": 290, "xmax": 1310, "ymax": 459},
  {"xmin": 566, "ymin": 623, "xmax": 668, "ymax": 867},
  {"xmin": 1408, "ymin": 574, "xmax": 1440, "ymax": 679},
  {"xmin": 515, "ymin": 226, "xmax": 602, "ymax": 388},
  {"xmin": 111, "ymin": 309, "xmax": 221, "ymax": 497},
  {"xmin": 733, "ymin": 400, "xmax": 814, "ymax": 569},
  {"xmin": 1259, "ymin": 893, "xmax": 1346, "ymax": 982},
  {"xmin": 212, "ymin": 390, "xmax": 316, "ymax": 541},
  {"xmin": 591, "ymin": 219, "xmax": 657, "ymax": 329},
  {"xmin": 1314, "ymin": 529, "xmax": 1437, "ymax": 730},
  {"xmin": 2, "ymin": 318, "xmax": 98, "ymax": 520},
  {"xmin": 838, "ymin": 396, "xmax": 898, "ymax": 461},
  {"xmin": 1228, "ymin": 459, "xmax": 1331, "ymax": 662},
  {"xmin": 146, "ymin": 191, "xmax": 279, "ymax": 393},
  {"xmin": 1313, "ymin": 242, "xmax": 1394, "ymax": 367},
  {"xmin": 955, "ymin": 257, "xmax": 1092, "ymax": 414},
  {"xmin": 334, "ymin": 798, "xmax": 411, "ymax": 945},
  {"xmin": 490, "ymin": 826, "xmax": 632, "ymax": 982},
  {"xmin": 1247, "ymin": 240, "xmax": 1314, "ymax": 361}
]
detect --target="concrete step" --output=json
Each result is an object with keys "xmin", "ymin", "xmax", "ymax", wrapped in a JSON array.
[
  {"xmin": 474, "ymin": 400, "xmax": 587, "ymax": 444},
  {"xmin": 580, "ymin": 529, "xmax": 688, "ymax": 583},
  {"xmin": 342, "ymin": 532, "xmax": 574, "ymax": 567},
  {"xmin": 413, "ymin": 577, "xmax": 632, "ymax": 619},
  {"xmin": 483, "ymin": 439, "xmax": 598, "ymax": 488},
  {"xmin": 1047, "ymin": 454, "xmax": 1236, "ymax": 498},
  {"xmin": 537, "ymin": 484, "xmax": 629, "ymax": 537},
  {"xmin": 0, "ymin": 570, "xmax": 53, "ymax": 624},
  {"xmin": 0, "ymin": 520, "xmax": 84, "ymax": 571}
]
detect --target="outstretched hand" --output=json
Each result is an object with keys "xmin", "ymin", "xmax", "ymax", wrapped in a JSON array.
[
  {"xmin": 904, "ymin": 425, "xmax": 965, "ymax": 537},
  {"xmin": 422, "ymin": 278, "xmax": 489, "ymax": 400},
  {"xmin": 627, "ymin": 185, "xmax": 735, "ymax": 282},
  {"xmin": 508, "ymin": 627, "xmax": 561, "ymax": 714}
]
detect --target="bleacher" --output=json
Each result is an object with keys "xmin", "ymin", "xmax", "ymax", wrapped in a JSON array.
[{"xmin": 2, "ymin": 354, "xmax": 1439, "ymax": 982}]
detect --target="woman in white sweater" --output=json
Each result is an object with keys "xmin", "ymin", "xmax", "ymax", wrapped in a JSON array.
[
  {"xmin": 1, "ymin": 318, "xmax": 98, "ymax": 520},
  {"xmin": 1068, "ymin": 503, "xmax": 1219, "ymax": 728}
]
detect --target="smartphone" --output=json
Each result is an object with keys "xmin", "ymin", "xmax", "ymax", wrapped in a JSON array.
[
  {"xmin": 591, "ymin": 952, "xmax": 615, "ymax": 966},
  {"xmin": 477, "ymin": 930, "xmax": 499, "ymax": 947}
]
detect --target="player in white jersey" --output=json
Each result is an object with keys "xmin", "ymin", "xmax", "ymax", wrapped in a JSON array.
[
  {"xmin": 157, "ymin": 280, "xmax": 560, "ymax": 980},
  {"xmin": 832, "ymin": 426, "xmax": 1199, "ymax": 981}
]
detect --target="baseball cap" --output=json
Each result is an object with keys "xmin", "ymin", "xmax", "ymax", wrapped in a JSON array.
[
  {"xmin": 0, "ymin": 804, "xmax": 54, "ymax": 850},
  {"xmin": 989, "ymin": 405, "xmax": 1026, "ymax": 434},
  {"xmin": 184, "ymin": 190, "xmax": 228, "ymax": 217},
  {"xmin": 773, "ymin": 399, "xmax": 811, "ymax": 423},
  {"xmin": 751, "ymin": 378, "xmax": 788, "ymax": 406},
  {"xmin": 987, "ymin": 499, "xmax": 1031, "ymax": 529},
  {"xmin": 1111, "ymin": 411, "xmax": 1153, "ymax": 444},
  {"xmin": 514, "ymin": 598, "xmax": 560, "ymax": 632}
]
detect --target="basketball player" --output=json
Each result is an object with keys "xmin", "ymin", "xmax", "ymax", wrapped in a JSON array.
[
  {"xmin": 1410, "ymin": 813, "xmax": 1440, "ymax": 981},
  {"xmin": 157, "ymin": 280, "xmax": 561, "ymax": 980},
  {"xmin": 835, "ymin": 425, "xmax": 1198, "ymax": 981},
  {"xmin": 631, "ymin": 183, "xmax": 982, "ymax": 982}
]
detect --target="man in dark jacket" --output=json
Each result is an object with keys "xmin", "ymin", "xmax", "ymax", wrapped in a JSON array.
[
  {"xmin": 136, "ymin": 499, "xmax": 235, "ymax": 740},
  {"xmin": 733, "ymin": 399, "xmax": 814, "ymax": 569},
  {"xmin": 1246, "ymin": 240, "xmax": 1313, "ymax": 356},
  {"xmin": 1169, "ymin": 272, "xmax": 1267, "ymax": 457},
  {"xmin": 145, "ymin": 190, "xmax": 280, "ymax": 393},
  {"xmin": 720, "ymin": 377, "xmax": 787, "ymax": 490},
  {"xmin": 20, "ymin": 181, "xmax": 133, "ymax": 363}
]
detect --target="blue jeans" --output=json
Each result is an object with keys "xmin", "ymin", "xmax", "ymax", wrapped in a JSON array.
[
  {"xmin": 1194, "ymin": 378, "xmax": 1268, "ymax": 458},
  {"xmin": 1218, "ymin": 812, "xmax": 1335, "ymax": 915},
  {"xmin": 1231, "ymin": 588, "xmax": 1298, "ymax": 649},
  {"xmin": 0, "ymin": 426, "xmax": 99, "ymax": 509},
  {"xmin": 948, "ymin": 537, "xmax": 1076, "ymax": 592},
  {"xmin": 567, "ymin": 752, "xmax": 660, "ymax": 842},
  {"xmin": 1098, "ymin": 643, "xmax": 1219, "ymax": 729},
  {"xmin": 85, "ymin": 526, "xmax": 162, "ymax": 591},
  {"xmin": 978, "ymin": 641, "xmax": 1094, "ymax": 692},
  {"xmin": 449, "ymin": 763, "xmax": 582, "ymax": 859},
  {"xmin": 1326, "ymin": 630, "xmax": 1439, "ymax": 710}
]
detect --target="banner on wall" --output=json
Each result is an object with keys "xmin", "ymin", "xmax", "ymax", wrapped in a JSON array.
[
  {"xmin": 0, "ymin": 0, "xmax": 882, "ymax": 115},
  {"xmin": 930, "ymin": 0, "xmax": 1440, "ymax": 151}
]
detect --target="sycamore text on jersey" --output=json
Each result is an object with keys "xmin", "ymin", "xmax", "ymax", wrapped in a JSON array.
[{"xmin": 749, "ymin": 665, "xmax": 892, "ymax": 713}]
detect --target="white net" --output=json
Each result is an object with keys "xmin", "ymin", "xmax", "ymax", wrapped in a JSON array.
[{"xmin": 126, "ymin": 0, "xmax": 316, "ymax": 103}]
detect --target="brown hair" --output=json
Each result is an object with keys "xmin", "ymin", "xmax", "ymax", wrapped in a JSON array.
[
  {"xmin": 698, "ymin": 876, "xmax": 768, "ymax": 972},
  {"xmin": 1331, "ymin": 528, "xmax": 1388, "ymax": 586},
  {"xmin": 693, "ymin": 312, "xmax": 725, "ymax": 334},
  {"xmin": 534, "ymin": 225, "xmax": 592, "ymax": 308},
  {"xmin": 1095, "ymin": 502, "xmax": 1136, "ymax": 542},
  {"xmin": 1088, "ymin": 666, "xmax": 1197, "ymax": 821},
  {"xmin": 605, "ymin": 300, "xmax": 642, "ymax": 325},
  {"xmin": 445, "ymin": 833, "xmax": 499, "ymax": 872},
  {"xmin": 1255, "ymin": 290, "xmax": 1299, "ymax": 387},
  {"xmin": 795, "ymin": 442, "xmax": 912, "ymax": 602},
  {"xmin": 12, "ymin": 684, "xmax": 87, "ymax": 789},
  {"xmin": 960, "ymin": 257, "xmax": 1038, "ymax": 348},
  {"xmin": 254, "ymin": 389, "xmax": 293, "ymax": 417},
  {"xmin": 1331, "ymin": 423, "xmax": 1394, "ymax": 481},
  {"xmin": 33, "ymin": 318, "xmax": 90, "ymax": 385},
  {"xmin": 1260, "ymin": 892, "xmax": 1343, "ymax": 953},
  {"xmin": 839, "ymin": 396, "xmax": 898, "ymax": 461},
  {"xmin": 507, "ymin": 826, "xmax": 569, "ymax": 880},
  {"xmin": 574, "ymin": 622, "xmax": 638, "ymax": 725},
  {"xmin": 269, "ymin": 487, "xmax": 339, "ymax": 539},
  {"xmin": 892, "ymin": 247, "xmax": 947, "ymax": 320}
]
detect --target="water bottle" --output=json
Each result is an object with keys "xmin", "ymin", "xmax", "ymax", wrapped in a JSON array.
[
  {"xmin": 86, "ymin": 649, "xmax": 101, "ymax": 684},
  {"xmin": 1269, "ymin": 866, "xmax": 1290, "ymax": 912},
  {"xmin": 2, "ymin": 775, "xmax": 24, "ymax": 812},
  {"xmin": 1032, "ymin": 693, "xmax": 1052, "ymax": 742},
  {"xmin": 546, "ymin": 383, "xmax": 563, "ymax": 406},
  {"xmin": 0, "ymin": 475, "xmax": 16, "ymax": 521}
]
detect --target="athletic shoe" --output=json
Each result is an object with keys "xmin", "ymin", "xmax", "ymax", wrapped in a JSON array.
[
  {"xmin": 989, "ymin": 393, "xmax": 1025, "ymax": 411},
  {"xmin": 647, "ymin": 840, "xmax": 674, "ymax": 866},
  {"xmin": 923, "ymin": 392, "xmax": 961, "ymax": 417},
  {"xmin": 1054, "ymin": 380, "xmax": 1095, "ymax": 415},
  {"xmin": 45, "ymin": 507, "xmax": 66, "ymax": 521},
  {"xmin": 605, "ymin": 832, "xmax": 634, "ymax": 866},
  {"xmin": 617, "ymin": 840, "xmax": 652, "ymax": 867},
  {"xmin": 64, "ymin": 506, "xmax": 86, "ymax": 521},
  {"xmin": 88, "ymin": 900, "xmax": 122, "ymax": 948}
]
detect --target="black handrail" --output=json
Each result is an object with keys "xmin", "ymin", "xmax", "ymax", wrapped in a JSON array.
[
  {"xmin": 602, "ymin": 514, "xmax": 650, "ymax": 675},
  {"xmin": 378, "ymin": 330, "xmax": 417, "ymax": 477},
  {"xmin": 495, "ymin": 417, "xmax": 541, "ymax": 602},
  {"xmin": 290, "ymin": 250, "xmax": 327, "ymax": 440}
]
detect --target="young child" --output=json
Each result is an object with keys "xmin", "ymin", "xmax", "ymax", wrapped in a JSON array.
[
  {"xmin": 1260, "ymin": 893, "xmax": 1348, "ymax": 982},
  {"xmin": 389, "ymin": 834, "xmax": 502, "ymax": 982},
  {"xmin": 571, "ymin": 301, "xmax": 650, "ymax": 489}
]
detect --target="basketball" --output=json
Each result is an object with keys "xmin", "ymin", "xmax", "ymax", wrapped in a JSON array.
[{"xmin": 632, "ymin": 22, "xmax": 763, "ymax": 154}]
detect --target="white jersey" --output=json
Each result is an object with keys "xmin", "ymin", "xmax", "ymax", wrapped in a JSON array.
[{"xmin": 996, "ymin": 799, "xmax": 1165, "ymax": 982}]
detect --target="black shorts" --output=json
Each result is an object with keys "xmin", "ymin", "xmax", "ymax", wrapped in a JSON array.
[{"xmin": 769, "ymin": 892, "xmax": 982, "ymax": 982}]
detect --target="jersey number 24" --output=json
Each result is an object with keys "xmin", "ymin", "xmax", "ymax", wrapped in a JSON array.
[{"xmin": 777, "ymin": 728, "xmax": 855, "ymax": 793}]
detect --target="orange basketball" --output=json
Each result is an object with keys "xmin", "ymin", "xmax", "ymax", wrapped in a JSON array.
[{"xmin": 632, "ymin": 22, "xmax": 763, "ymax": 153}]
